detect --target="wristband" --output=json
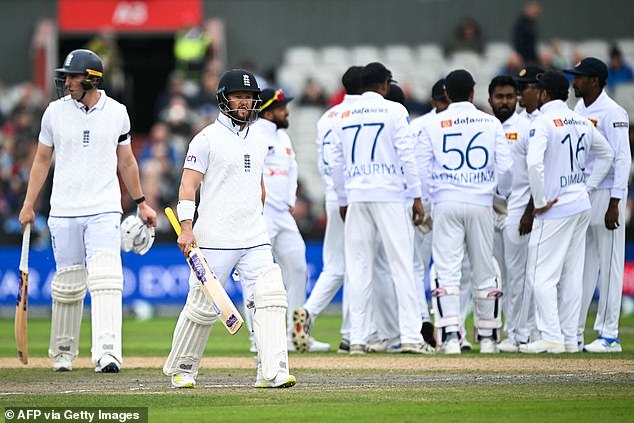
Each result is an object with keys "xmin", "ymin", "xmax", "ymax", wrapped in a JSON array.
[
  {"xmin": 134, "ymin": 196, "xmax": 146, "ymax": 204},
  {"xmin": 176, "ymin": 200, "xmax": 196, "ymax": 222}
]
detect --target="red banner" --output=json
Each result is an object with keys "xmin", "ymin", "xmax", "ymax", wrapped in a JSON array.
[{"xmin": 58, "ymin": 0, "xmax": 202, "ymax": 33}]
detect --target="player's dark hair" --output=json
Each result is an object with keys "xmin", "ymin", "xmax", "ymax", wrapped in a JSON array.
[{"xmin": 488, "ymin": 76, "xmax": 518, "ymax": 96}]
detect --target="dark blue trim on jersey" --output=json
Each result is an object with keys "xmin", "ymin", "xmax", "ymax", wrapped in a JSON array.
[
  {"xmin": 48, "ymin": 211, "xmax": 123, "ymax": 218},
  {"xmin": 118, "ymin": 132, "xmax": 130, "ymax": 143},
  {"xmin": 198, "ymin": 243, "xmax": 271, "ymax": 251}
]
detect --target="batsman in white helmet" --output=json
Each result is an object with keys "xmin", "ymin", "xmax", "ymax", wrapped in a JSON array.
[
  {"xmin": 18, "ymin": 49, "xmax": 157, "ymax": 373},
  {"xmin": 163, "ymin": 69, "xmax": 295, "ymax": 389}
]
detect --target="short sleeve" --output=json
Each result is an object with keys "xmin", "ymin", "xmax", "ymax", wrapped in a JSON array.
[
  {"xmin": 38, "ymin": 106, "xmax": 53, "ymax": 147},
  {"xmin": 183, "ymin": 132, "xmax": 210, "ymax": 174},
  {"xmin": 118, "ymin": 109, "xmax": 132, "ymax": 145}
]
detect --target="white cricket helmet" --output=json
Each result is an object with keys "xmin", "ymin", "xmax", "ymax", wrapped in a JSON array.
[{"xmin": 121, "ymin": 215, "xmax": 155, "ymax": 255}]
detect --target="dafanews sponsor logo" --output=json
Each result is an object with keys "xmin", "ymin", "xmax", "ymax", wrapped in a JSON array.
[
  {"xmin": 554, "ymin": 117, "xmax": 588, "ymax": 127},
  {"xmin": 442, "ymin": 116, "xmax": 495, "ymax": 127}
]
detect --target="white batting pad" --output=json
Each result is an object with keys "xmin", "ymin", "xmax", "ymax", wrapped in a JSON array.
[
  {"xmin": 473, "ymin": 257, "xmax": 503, "ymax": 340},
  {"xmin": 429, "ymin": 263, "xmax": 461, "ymax": 344},
  {"xmin": 163, "ymin": 286, "xmax": 217, "ymax": 377},
  {"xmin": 87, "ymin": 251, "xmax": 124, "ymax": 364},
  {"xmin": 49, "ymin": 265, "xmax": 87, "ymax": 359},
  {"xmin": 253, "ymin": 264, "xmax": 289, "ymax": 380}
]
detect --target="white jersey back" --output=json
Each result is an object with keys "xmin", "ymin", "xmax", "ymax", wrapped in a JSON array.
[
  {"xmin": 527, "ymin": 100, "xmax": 613, "ymax": 219},
  {"xmin": 184, "ymin": 114, "xmax": 270, "ymax": 249},
  {"xmin": 39, "ymin": 91, "xmax": 130, "ymax": 217},
  {"xmin": 252, "ymin": 118, "xmax": 298, "ymax": 212},
  {"xmin": 503, "ymin": 113, "xmax": 532, "ymax": 217},
  {"xmin": 574, "ymin": 91, "xmax": 631, "ymax": 199},
  {"xmin": 316, "ymin": 95, "xmax": 360, "ymax": 202},
  {"xmin": 419, "ymin": 101, "xmax": 512, "ymax": 206},
  {"xmin": 330, "ymin": 91, "xmax": 421, "ymax": 204}
]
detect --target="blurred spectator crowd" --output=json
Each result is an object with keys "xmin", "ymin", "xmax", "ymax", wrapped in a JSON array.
[{"xmin": 1, "ymin": 8, "xmax": 634, "ymax": 243}]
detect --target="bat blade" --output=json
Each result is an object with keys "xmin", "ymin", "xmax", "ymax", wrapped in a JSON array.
[
  {"xmin": 15, "ymin": 224, "xmax": 30, "ymax": 365},
  {"xmin": 164, "ymin": 208, "xmax": 243, "ymax": 335}
]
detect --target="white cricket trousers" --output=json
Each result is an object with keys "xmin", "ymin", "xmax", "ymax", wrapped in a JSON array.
[
  {"xmin": 345, "ymin": 201, "xmax": 422, "ymax": 345},
  {"xmin": 502, "ymin": 217, "xmax": 532, "ymax": 343},
  {"xmin": 264, "ymin": 204, "xmax": 307, "ymax": 340},
  {"xmin": 304, "ymin": 200, "xmax": 350, "ymax": 340},
  {"xmin": 527, "ymin": 210, "xmax": 590, "ymax": 345},
  {"xmin": 579, "ymin": 189, "xmax": 625, "ymax": 340},
  {"xmin": 432, "ymin": 202, "xmax": 496, "ymax": 336}
]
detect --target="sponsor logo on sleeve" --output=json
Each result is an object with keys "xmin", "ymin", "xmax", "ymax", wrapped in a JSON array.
[
  {"xmin": 441, "ymin": 119, "xmax": 452, "ymax": 128},
  {"xmin": 614, "ymin": 121, "xmax": 629, "ymax": 128},
  {"xmin": 186, "ymin": 155, "xmax": 197, "ymax": 163},
  {"xmin": 553, "ymin": 119, "xmax": 564, "ymax": 127}
]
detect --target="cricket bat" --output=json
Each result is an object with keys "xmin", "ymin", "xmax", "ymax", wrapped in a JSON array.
[
  {"xmin": 165, "ymin": 208, "xmax": 243, "ymax": 335},
  {"xmin": 15, "ymin": 223, "xmax": 30, "ymax": 365}
]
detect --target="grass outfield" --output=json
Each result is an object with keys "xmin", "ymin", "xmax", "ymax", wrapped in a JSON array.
[{"xmin": 1, "ymin": 313, "xmax": 634, "ymax": 422}]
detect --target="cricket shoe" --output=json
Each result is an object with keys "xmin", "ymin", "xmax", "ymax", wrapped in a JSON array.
[
  {"xmin": 479, "ymin": 337, "xmax": 498, "ymax": 354},
  {"xmin": 292, "ymin": 307, "xmax": 311, "ymax": 353},
  {"xmin": 460, "ymin": 338, "xmax": 473, "ymax": 351},
  {"xmin": 498, "ymin": 338, "xmax": 519, "ymax": 353},
  {"xmin": 349, "ymin": 344, "xmax": 367, "ymax": 355},
  {"xmin": 421, "ymin": 320, "xmax": 436, "ymax": 348},
  {"xmin": 401, "ymin": 342, "xmax": 435, "ymax": 355},
  {"xmin": 254, "ymin": 373, "xmax": 297, "ymax": 388},
  {"xmin": 564, "ymin": 341, "xmax": 580, "ymax": 353},
  {"xmin": 519, "ymin": 340, "xmax": 565, "ymax": 354},
  {"xmin": 171, "ymin": 372, "xmax": 196, "ymax": 388},
  {"xmin": 95, "ymin": 354, "xmax": 120, "ymax": 373},
  {"xmin": 583, "ymin": 337, "xmax": 622, "ymax": 353},
  {"xmin": 439, "ymin": 338, "xmax": 461, "ymax": 355},
  {"xmin": 337, "ymin": 338, "xmax": 350, "ymax": 354},
  {"xmin": 53, "ymin": 353, "xmax": 73, "ymax": 372},
  {"xmin": 366, "ymin": 337, "xmax": 400, "ymax": 353},
  {"xmin": 308, "ymin": 337, "xmax": 331, "ymax": 352}
]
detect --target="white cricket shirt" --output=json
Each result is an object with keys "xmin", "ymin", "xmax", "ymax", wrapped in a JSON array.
[
  {"xmin": 574, "ymin": 90, "xmax": 631, "ymax": 199},
  {"xmin": 527, "ymin": 100, "xmax": 614, "ymax": 219},
  {"xmin": 418, "ymin": 101, "xmax": 513, "ymax": 206},
  {"xmin": 316, "ymin": 95, "xmax": 360, "ymax": 202},
  {"xmin": 330, "ymin": 91, "xmax": 421, "ymax": 205},
  {"xmin": 252, "ymin": 118, "xmax": 298, "ymax": 212},
  {"xmin": 39, "ymin": 90, "xmax": 130, "ymax": 217},
  {"xmin": 503, "ymin": 112, "xmax": 532, "ymax": 219},
  {"xmin": 184, "ymin": 113, "xmax": 270, "ymax": 249}
]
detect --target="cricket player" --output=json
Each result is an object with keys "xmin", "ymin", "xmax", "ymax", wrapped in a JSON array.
[
  {"xmin": 253, "ymin": 87, "xmax": 330, "ymax": 352},
  {"xmin": 564, "ymin": 58, "xmax": 631, "ymax": 352},
  {"xmin": 293, "ymin": 66, "xmax": 363, "ymax": 354},
  {"xmin": 18, "ymin": 49, "xmax": 157, "ymax": 373},
  {"xmin": 487, "ymin": 75, "xmax": 532, "ymax": 352},
  {"xmin": 521, "ymin": 70, "xmax": 613, "ymax": 354},
  {"xmin": 330, "ymin": 62, "xmax": 428, "ymax": 354},
  {"xmin": 163, "ymin": 69, "xmax": 295, "ymax": 389},
  {"xmin": 419, "ymin": 69, "xmax": 513, "ymax": 355}
]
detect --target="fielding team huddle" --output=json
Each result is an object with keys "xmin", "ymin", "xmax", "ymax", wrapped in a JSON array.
[{"xmin": 19, "ymin": 48, "xmax": 630, "ymax": 389}]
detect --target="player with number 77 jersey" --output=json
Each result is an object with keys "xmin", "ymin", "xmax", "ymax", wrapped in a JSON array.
[{"xmin": 521, "ymin": 70, "xmax": 613, "ymax": 354}]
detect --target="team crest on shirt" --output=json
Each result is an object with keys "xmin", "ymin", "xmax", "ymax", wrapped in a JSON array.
[
  {"xmin": 588, "ymin": 118, "xmax": 598, "ymax": 127},
  {"xmin": 553, "ymin": 119, "xmax": 563, "ymax": 127},
  {"xmin": 82, "ymin": 130, "xmax": 90, "ymax": 147},
  {"xmin": 441, "ymin": 119, "xmax": 452, "ymax": 128},
  {"xmin": 505, "ymin": 132, "xmax": 518, "ymax": 141},
  {"xmin": 244, "ymin": 154, "xmax": 251, "ymax": 172}
]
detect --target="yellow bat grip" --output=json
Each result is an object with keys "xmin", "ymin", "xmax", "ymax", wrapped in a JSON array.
[{"xmin": 165, "ymin": 207, "xmax": 182, "ymax": 236}]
